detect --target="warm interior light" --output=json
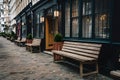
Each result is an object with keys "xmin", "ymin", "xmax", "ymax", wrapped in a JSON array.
[
  {"xmin": 13, "ymin": 20, "xmax": 16, "ymax": 24},
  {"xmin": 86, "ymin": 17, "xmax": 90, "ymax": 22},
  {"xmin": 22, "ymin": 22, "xmax": 24, "ymax": 25},
  {"xmin": 100, "ymin": 14, "xmax": 107, "ymax": 21},
  {"xmin": 54, "ymin": 10, "xmax": 59, "ymax": 17},
  {"xmin": 40, "ymin": 16, "xmax": 44, "ymax": 23}
]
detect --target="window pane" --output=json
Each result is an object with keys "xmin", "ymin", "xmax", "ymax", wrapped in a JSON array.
[
  {"xmin": 82, "ymin": 16, "xmax": 92, "ymax": 38},
  {"xmin": 72, "ymin": 0, "xmax": 79, "ymax": 17},
  {"xmin": 72, "ymin": 0, "xmax": 79, "ymax": 37},
  {"xmin": 40, "ymin": 23, "xmax": 44, "ymax": 38},
  {"xmin": 22, "ymin": 16, "xmax": 26, "ymax": 38},
  {"xmin": 65, "ymin": 0, "xmax": 70, "ymax": 37},
  {"xmin": 82, "ymin": 1, "xmax": 92, "ymax": 38},
  {"xmin": 95, "ymin": 0, "xmax": 110, "ymax": 39},
  {"xmin": 22, "ymin": 25, "xmax": 27, "ymax": 37},
  {"xmin": 72, "ymin": 18, "xmax": 79, "ymax": 37},
  {"xmin": 36, "ymin": 14, "xmax": 40, "ymax": 38},
  {"xmin": 83, "ymin": 1, "xmax": 92, "ymax": 15}
]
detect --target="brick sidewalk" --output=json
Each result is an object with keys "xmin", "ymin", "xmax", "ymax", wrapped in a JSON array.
[{"xmin": 0, "ymin": 37, "xmax": 113, "ymax": 80}]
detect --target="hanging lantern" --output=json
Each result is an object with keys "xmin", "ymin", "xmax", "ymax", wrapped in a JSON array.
[{"xmin": 54, "ymin": 10, "xmax": 59, "ymax": 17}]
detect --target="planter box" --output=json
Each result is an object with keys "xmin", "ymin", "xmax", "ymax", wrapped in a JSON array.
[
  {"xmin": 26, "ymin": 39, "xmax": 33, "ymax": 43},
  {"xmin": 53, "ymin": 42, "xmax": 63, "ymax": 50}
]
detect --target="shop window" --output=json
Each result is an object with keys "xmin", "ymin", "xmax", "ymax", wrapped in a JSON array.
[
  {"xmin": 40, "ymin": 23, "xmax": 44, "ymax": 38},
  {"xmin": 22, "ymin": 25, "xmax": 27, "ymax": 38},
  {"xmin": 17, "ymin": 22, "xmax": 21, "ymax": 37},
  {"xmin": 35, "ymin": 14, "xmax": 40, "ymax": 38},
  {"xmin": 35, "ymin": 12, "xmax": 44, "ymax": 38},
  {"xmin": 72, "ymin": 0, "xmax": 79, "ymax": 37},
  {"xmin": 82, "ymin": 1, "xmax": 92, "ymax": 38},
  {"xmin": 95, "ymin": 0, "xmax": 110, "ymax": 39},
  {"xmin": 22, "ymin": 16, "xmax": 27, "ymax": 38},
  {"xmin": 65, "ymin": 0, "xmax": 70, "ymax": 37}
]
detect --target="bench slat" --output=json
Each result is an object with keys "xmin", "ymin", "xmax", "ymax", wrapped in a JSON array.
[
  {"xmin": 63, "ymin": 46, "xmax": 99, "ymax": 55},
  {"xmin": 62, "ymin": 48, "xmax": 98, "ymax": 59},
  {"xmin": 52, "ymin": 50, "xmax": 95, "ymax": 61},
  {"xmin": 63, "ymin": 44, "xmax": 101, "ymax": 51},
  {"xmin": 110, "ymin": 70, "xmax": 120, "ymax": 77},
  {"xmin": 64, "ymin": 41, "xmax": 101, "ymax": 47}
]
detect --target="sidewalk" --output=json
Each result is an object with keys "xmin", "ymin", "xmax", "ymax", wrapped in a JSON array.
[{"xmin": 0, "ymin": 37, "xmax": 113, "ymax": 80}]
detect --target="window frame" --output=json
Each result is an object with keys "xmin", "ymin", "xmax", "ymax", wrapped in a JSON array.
[{"xmin": 64, "ymin": 0, "xmax": 111, "ymax": 40}]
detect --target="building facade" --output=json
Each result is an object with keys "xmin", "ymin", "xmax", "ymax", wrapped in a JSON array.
[
  {"xmin": 9, "ymin": 0, "xmax": 16, "ymax": 33},
  {"xmin": 13, "ymin": 0, "xmax": 32, "ymax": 38},
  {"xmin": 0, "ymin": 0, "xmax": 4, "ymax": 32},
  {"xmin": 31, "ymin": 0, "xmax": 120, "ymax": 76},
  {"xmin": 0, "ymin": 0, "xmax": 10, "ymax": 33},
  {"xmin": 32, "ymin": 0, "xmax": 60, "ymax": 50},
  {"xmin": 7, "ymin": 0, "xmax": 120, "ymax": 77}
]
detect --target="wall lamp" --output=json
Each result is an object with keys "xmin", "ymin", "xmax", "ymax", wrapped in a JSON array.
[
  {"xmin": 22, "ymin": 22, "xmax": 24, "ymax": 25},
  {"xmin": 54, "ymin": 10, "xmax": 59, "ymax": 17},
  {"xmin": 40, "ymin": 16, "xmax": 44, "ymax": 23}
]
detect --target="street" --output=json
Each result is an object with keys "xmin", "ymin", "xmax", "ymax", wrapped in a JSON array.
[{"xmin": 0, "ymin": 37, "xmax": 113, "ymax": 80}]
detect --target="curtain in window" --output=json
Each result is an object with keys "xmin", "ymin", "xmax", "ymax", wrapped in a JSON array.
[
  {"xmin": 22, "ymin": 16, "xmax": 27, "ymax": 38},
  {"xmin": 72, "ymin": 0, "xmax": 79, "ymax": 37},
  {"xmin": 95, "ymin": 0, "xmax": 110, "ymax": 39},
  {"xmin": 65, "ymin": 0, "xmax": 70, "ymax": 37},
  {"xmin": 35, "ymin": 14, "xmax": 40, "ymax": 38},
  {"xmin": 82, "ymin": 1, "xmax": 92, "ymax": 38}
]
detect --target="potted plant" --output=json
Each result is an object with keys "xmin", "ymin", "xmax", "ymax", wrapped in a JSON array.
[
  {"xmin": 26, "ymin": 33, "xmax": 33, "ymax": 43},
  {"xmin": 10, "ymin": 31, "xmax": 17, "ymax": 42},
  {"xmin": 53, "ymin": 33, "xmax": 63, "ymax": 50}
]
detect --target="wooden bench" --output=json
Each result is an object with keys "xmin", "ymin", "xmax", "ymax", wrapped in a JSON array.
[
  {"xmin": 110, "ymin": 57, "xmax": 120, "ymax": 79},
  {"xmin": 110, "ymin": 70, "xmax": 120, "ymax": 79},
  {"xmin": 52, "ymin": 41, "xmax": 102, "ymax": 78},
  {"xmin": 17, "ymin": 38, "xmax": 26, "ymax": 46},
  {"xmin": 14, "ymin": 37, "xmax": 20, "ymax": 45},
  {"xmin": 26, "ymin": 39, "xmax": 41, "ymax": 53}
]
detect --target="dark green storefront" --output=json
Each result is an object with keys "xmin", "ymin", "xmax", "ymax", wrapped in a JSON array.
[{"xmin": 31, "ymin": 0, "xmax": 120, "ymax": 77}]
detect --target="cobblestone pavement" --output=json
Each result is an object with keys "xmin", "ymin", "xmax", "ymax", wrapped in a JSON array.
[{"xmin": 0, "ymin": 37, "xmax": 113, "ymax": 80}]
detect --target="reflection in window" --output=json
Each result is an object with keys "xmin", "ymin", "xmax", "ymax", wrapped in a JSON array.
[
  {"xmin": 72, "ymin": 0, "xmax": 78, "ymax": 17},
  {"xmin": 22, "ymin": 25, "xmax": 27, "ymax": 38},
  {"xmin": 72, "ymin": 19, "xmax": 79, "ymax": 37},
  {"xmin": 83, "ymin": 2, "xmax": 92, "ymax": 15},
  {"xmin": 65, "ymin": 0, "xmax": 70, "ymax": 37},
  {"xmin": 40, "ymin": 23, "xmax": 44, "ymax": 38},
  {"xmin": 95, "ymin": 0, "xmax": 110, "ymax": 39},
  {"xmin": 82, "ymin": 16, "xmax": 92, "ymax": 38},
  {"xmin": 82, "ymin": 1, "xmax": 92, "ymax": 38},
  {"xmin": 22, "ymin": 16, "xmax": 27, "ymax": 38},
  {"xmin": 36, "ymin": 14, "xmax": 40, "ymax": 38},
  {"xmin": 72, "ymin": 0, "xmax": 79, "ymax": 37}
]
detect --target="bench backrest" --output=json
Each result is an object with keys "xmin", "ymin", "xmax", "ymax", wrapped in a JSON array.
[
  {"xmin": 32, "ymin": 39, "xmax": 41, "ymax": 45},
  {"xmin": 62, "ymin": 41, "xmax": 102, "ymax": 59},
  {"xmin": 21, "ymin": 38, "xmax": 26, "ymax": 41},
  {"xmin": 17, "ymin": 37, "xmax": 20, "ymax": 40}
]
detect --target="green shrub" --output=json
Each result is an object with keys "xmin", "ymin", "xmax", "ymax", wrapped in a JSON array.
[
  {"xmin": 54, "ymin": 33, "xmax": 63, "ymax": 42},
  {"xmin": 26, "ymin": 33, "xmax": 33, "ymax": 39}
]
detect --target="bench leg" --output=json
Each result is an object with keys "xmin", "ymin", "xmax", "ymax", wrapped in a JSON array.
[
  {"xmin": 96, "ymin": 63, "xmax": 99, "ymax": 73},
  {"xmin": 79, "ymin": 62, "xmax": 99, "ymax": 78},
  {"xmin": 30, "ymin": 46, "xmax": 40, "ymax": 53},
  {"xmin": 80, "ymin": 62, "xmax": 83, "ymax": 78},
  {"xmin": 26, "ymin": 46, "xmax": 28, "ymax": 50},
  {"xmin": 54, "ymin": 54, "xmax": 62, "ymax": 61},
  {"xmin": 26, "ymin": 46, "xmax": 31, "ymax": 51},
  {"xmin": 30, "ymin": 46, "xmax": 32, "ymax": 52}
]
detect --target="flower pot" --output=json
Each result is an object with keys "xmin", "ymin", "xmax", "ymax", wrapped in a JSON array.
[
  {"xmin": 26, "ymin": 39, "xmax": 33, "ymax": 43},
  {"xmin": 53, "ymin": 42, "xmax": 63, "ymax": 50}
]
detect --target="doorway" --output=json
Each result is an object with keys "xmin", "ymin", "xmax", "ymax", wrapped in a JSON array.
[{"xmin": 45, "ymin": 15, "xmax": 58, "ymax": 50}]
